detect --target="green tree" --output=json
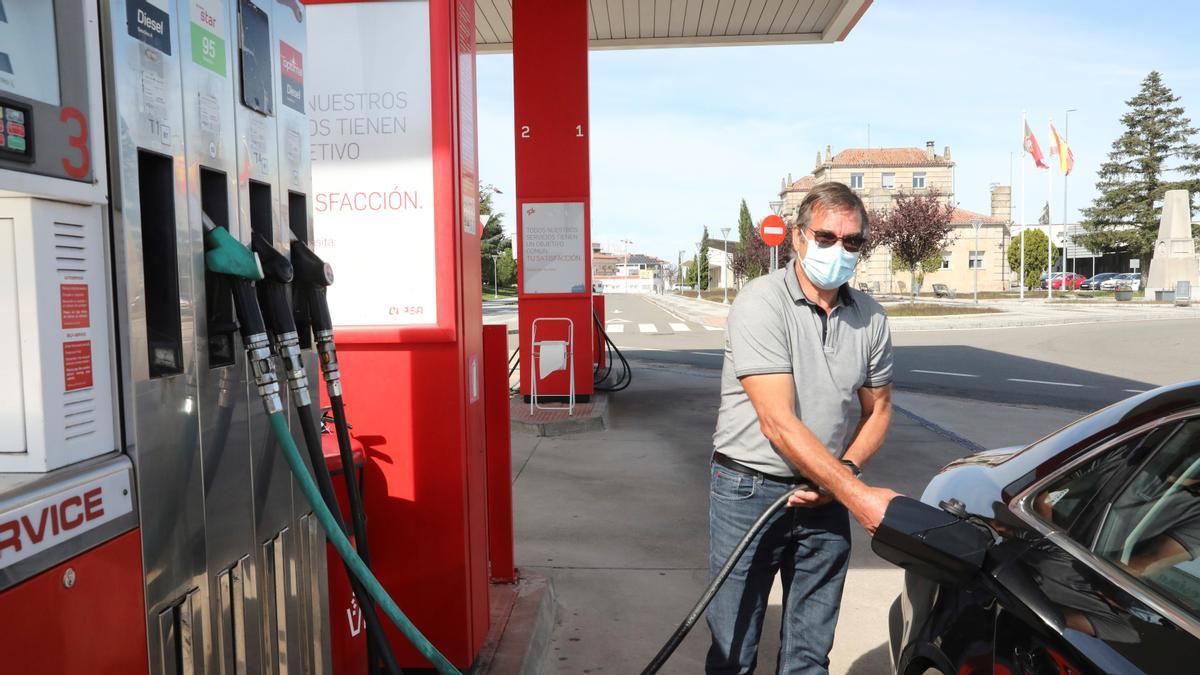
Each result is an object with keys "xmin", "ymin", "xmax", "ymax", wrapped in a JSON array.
[
  {"xmin": 1039, "ymin": 201, "xmax": 1049, "ymax": 226},
  {"xmin": 1007, "ymin": 229, "xmax": 1060, "ymax": 290},
  {"xmin": 496, "ymin": 249, "xmax": 517, "ymax": 287},
  {"xmin": 871, "ymin": 189, "xmax": 957, "ymax": 300},
  {"xmin": 480, "ymin": 184, "xmax": 511, "ymax": 288},
  {"xmin": 737, "ymin": 199, "xmax": 754, "ymax": 247},
  {"xmin": 698, "ymin": 226, "xmax": 711, "ymax": 290},
  {"xmin": 1078, "ymin": 71, "xmax": 1200, "ymax": 259},
  {"xmin": 684, "ymin": 261, "xmax": 697, "ymax": 287}
]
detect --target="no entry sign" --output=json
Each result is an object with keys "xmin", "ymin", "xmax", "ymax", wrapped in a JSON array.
[{"xmin": 760, "ymin": 215, "xmax": 787, "ymax": 247}]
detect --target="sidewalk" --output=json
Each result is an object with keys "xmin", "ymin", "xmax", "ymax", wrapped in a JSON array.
[
  {"xmin": 511, "ymin": 360, "xmax": 980, "ymax": 674},
  {"xmin": 648, "ymin": 290, "xmax": 1200, "ymax": 333}
]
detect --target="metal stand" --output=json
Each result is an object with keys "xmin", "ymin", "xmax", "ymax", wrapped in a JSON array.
[{"xmin": 531, "ymin": 317, "xmax": 575, "ymax": 415}]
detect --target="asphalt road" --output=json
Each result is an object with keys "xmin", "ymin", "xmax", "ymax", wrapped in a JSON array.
[{"xmin": 597, "ymin": 294, "xmax": 1200, "ymax": 411}]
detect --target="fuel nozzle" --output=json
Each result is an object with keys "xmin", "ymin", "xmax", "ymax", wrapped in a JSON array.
[
  {"xmin": 289, "ymin": 237, "xmax": 341, "ymax": 397},
  {"xmin": 201, "ymin": 213, "xmax": 283, "ymax": 414},
  {"xmin": 251, "ymin": 232, "xmax": 312, "ymax": 408}
]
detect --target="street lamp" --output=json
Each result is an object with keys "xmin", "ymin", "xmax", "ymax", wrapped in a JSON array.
[
  {"xmin": 490, "ymin": 254, "xmax": 500, "ymax": 298},
  {"xmin": 677, "ymin": 249, "xmax": 685, "ymax": 293},
  {"xmin": 971, "ymin": 218, "xmax": 982, "ymax": 304},
  {"xmin": 769, "ymin": 201, "xmax": 785, "ymax": 272},
  {"xmin": 720, "ymin": 226, "xmax": 731, "ymax": 303},
  {"xmin": 695, "ymin": 241, "xmax": 703, "ymax": 300},
  {"xmin": 621, "ymin": 238, "xmax": 633, "ymax": 293}
]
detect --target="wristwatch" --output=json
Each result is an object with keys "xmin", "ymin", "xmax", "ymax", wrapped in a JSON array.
[{"xmin": 841, "ymin": 459, "xmax": 863, "ymax": 479}]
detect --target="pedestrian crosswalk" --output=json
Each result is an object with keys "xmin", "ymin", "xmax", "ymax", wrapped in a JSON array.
[{"xmin": 604, "ymin": 321, "xmax": 724, "ymax": 334}]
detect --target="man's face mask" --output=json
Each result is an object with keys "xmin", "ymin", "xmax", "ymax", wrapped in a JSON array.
[{"xmin": 800, "ymin": 229, "xmax": 862, "ymax": 290}]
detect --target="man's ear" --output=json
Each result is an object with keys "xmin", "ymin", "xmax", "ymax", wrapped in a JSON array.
[{"xmin": 792, "ymin": 226, "xmax": 804, "ymax": 255}]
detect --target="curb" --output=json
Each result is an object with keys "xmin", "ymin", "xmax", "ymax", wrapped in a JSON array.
[
  {"xmin": 511, "ymin": 394, "xmax": 609, "ymax": 437},
  {"xmin": 471, "ymin": 573, "xmax": 557, "ymax": 675},
  {"xmin": 892, "ymin": 403, "xmax": 986, "ymax": 454}
]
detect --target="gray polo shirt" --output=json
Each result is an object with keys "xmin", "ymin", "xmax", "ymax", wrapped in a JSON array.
[{"xmin": 712, "ymin": 260, "xmax": 893, "ymax": 477}]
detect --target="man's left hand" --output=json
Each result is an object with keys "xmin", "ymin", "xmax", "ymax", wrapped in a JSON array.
[{"xmin": 788, "ymin": 489, "xmax": 833, "ymax": 508}]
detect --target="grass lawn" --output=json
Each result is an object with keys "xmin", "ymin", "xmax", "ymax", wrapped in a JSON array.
[
  {"xmin": 482, "ymin": 286, "xmax": 518, "ymax": 300},
  {"xmin": 884, "ymin": 303, "xmax": 1003, "ymax": 317}
]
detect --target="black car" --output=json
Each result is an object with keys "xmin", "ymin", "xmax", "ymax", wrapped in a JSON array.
[
  {"xmin": 878, "ymin": 381, "xmax": 1200, "ymax": 675},
  {"xmin": 1080, "ymin": 272, "xmax": 1119, "ymax": 290}
]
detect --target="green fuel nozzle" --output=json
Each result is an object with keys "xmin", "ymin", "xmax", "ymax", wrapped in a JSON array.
[
  {"xmin": 201, "ymin": 211, "xmax": 281, "ymax": 414},
  {"xmin": 202, "ymin": 213, "xmax": 264, "ymax": 281}
]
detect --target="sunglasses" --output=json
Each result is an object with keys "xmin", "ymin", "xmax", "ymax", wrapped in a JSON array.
[{"xmin": 807, "ymin": 229, "xmax": 867, "ymax": 253}]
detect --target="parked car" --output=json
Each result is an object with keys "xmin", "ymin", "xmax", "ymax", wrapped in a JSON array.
[
  {"xmin": 1051, "ymin": 272, "xmax": 1087, "ymax": 290},
  {"xmin": 884, "ymin": 381, "xmax": 1200, "ymax": 675},
  {"xmin": 1040, "ymin": 273, "xmax": 1085, "ymax": 290},
  {"xmin": 1080, "ymin": 272, "xmax": 1119, "ymax": 290},
  {"xmin": 1101, "ymin": 273, "xmax": 1143, "ymax": 291}
]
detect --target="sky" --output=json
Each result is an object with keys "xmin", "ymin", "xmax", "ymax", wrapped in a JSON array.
[{"xmin": 476, "ymin": 1, "xmax": 1200, "ymax": 263}]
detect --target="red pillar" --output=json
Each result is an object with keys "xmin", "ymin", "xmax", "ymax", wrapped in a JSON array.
[
  {"xmin": 513, "ymin": 0, "xmax": 595, "ymax": 399},
  {"xmin": 482, "ymin": 325, "xmax": 515, "ymax": 583}
]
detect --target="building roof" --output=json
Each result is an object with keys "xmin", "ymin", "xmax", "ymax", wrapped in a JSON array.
[
  {"xmin": 626, "ymin": 254, "xmax": 666, "ymax": 266},
  {"xmin": 949, "ymin": 208, "xmax": 1006, "ymax": 225},
  {"xmin": 704, "ymin": 238, "xmax": 740, "ymax": 251},
  {"xmin": 475, "ymin": 0, "xmax": 872, "ymax": 54},
  {"xmin": 782, "ymin": 176, "xmax": 816, "ymax": 193},
  {"xmin": 827, "ymin": 147, "xmax": 952, "ymax": 168}
]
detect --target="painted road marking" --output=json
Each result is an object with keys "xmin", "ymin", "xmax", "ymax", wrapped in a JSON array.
[
  {"xmin": 1123, "ymin": 389, "xmax": 1147, "ymax": 393},
  {"xmin": 669, "ymin": 322, "xmax": 690, "ymax": 332},
  {"xmin": 639, "ymin": 323, "xmax": 658, "ymax": 333},
  {"xmin": 689, "ymin": 351, "xmax": 721, "ymax": 357},
  {"xmin": 1008, "ymin": 378, "xmax": 1084, "ymax": 388},
  {"xmin": 911, "ymin": 369, "xmax": 979, "ymax": 378},
  {"xmin": 605, "ymin": 324, "xmax": 624, "ymax": 333},
  {"xmin": 704, "ymin": 325, "xmax": 723, "ymax": 331}
]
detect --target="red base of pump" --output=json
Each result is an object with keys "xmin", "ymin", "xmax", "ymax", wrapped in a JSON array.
[{"xmin": 0, "ymin": 530, "xmax": 148, "ymax": 674}]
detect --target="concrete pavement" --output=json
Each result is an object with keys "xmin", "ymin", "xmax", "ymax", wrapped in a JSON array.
[{"xmin": 511, "ymin": 360, "xmax": 977, "ymax": 674}]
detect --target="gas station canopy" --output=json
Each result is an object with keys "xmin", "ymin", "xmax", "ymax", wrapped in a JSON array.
[{"xmin": 475, "ymin": 0, "xmax": 873, "ymax": 52}]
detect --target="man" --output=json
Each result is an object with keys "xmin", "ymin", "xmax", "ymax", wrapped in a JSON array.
[{"xmin": 707, "ymin": 182, "xmax": 899, "ymax": 674}]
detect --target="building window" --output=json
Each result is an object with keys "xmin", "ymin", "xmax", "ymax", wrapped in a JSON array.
[
  {"xmin": 913, "ymin": 172, "xmax": 926, "ymax": 189},
  {"xmin": 881, "ymin": 173, "xmax": 895, "ymax": 189},
  {"xmin": 968, "ymin": 251, "xmax": 985, "ymax": 269},
  {"xmin": 941, "ymin": 251, "xmax": 951, "ymax": 270},
  {"xmin": 850, "ymin": 173, "xmax": 864, "ymax": 189}
]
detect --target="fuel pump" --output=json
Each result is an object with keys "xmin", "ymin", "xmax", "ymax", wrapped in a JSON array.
[
  {"xmin": 250, "ymin": 230, "xmax": 402, "ymax": 675},
  {"xmin": 291, "ymin": 236, "xmax": 383, "ymax": 671},
  {"xmin": 204, "ymin": 214, "xmax": 454, "ymax": 675}
]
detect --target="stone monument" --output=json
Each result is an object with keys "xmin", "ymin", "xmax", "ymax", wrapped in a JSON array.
[{"xmin": 1144, "ymin": 189, "xmax": 1199, "ymax": 298}]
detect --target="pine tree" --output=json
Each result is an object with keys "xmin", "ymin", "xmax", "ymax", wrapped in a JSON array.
[
  {"xmin": 698, "ymin": 226, "xmax": 711, "ymax": 290},
  {"xmin": 737, "ymin": 199, "xmax": 754, "ymax": 247},
  {"xmin": 1039, "ymin": 201, "xmax": 1049, "ymax": 226},
  {"xmin": 1078, "ymin": 71, "xmax": 1200, "ymax": 259},
  {"xmin": 479, "ymin": 185, "xmax": 511, "ymax": 289}
]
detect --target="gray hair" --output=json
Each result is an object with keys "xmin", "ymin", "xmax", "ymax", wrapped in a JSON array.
[{"xmin": 795, "ymin": 181, "xmax": 870, "ymax": 239}]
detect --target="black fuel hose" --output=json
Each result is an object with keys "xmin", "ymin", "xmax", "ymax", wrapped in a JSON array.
[
  {"xmin": 592, "ymin": 309, "xmax": 632, "ymax": 392},
  {"xmin": 289, "ymin": 236, "xmax": 393, "ymax": 675},
  {"xmin": 296, "ymin": 401, "xmax": 403, "ymax": 675},
  {"xmin": 640, "ymin": 489, "xmax": 795, "ymax": 675}
]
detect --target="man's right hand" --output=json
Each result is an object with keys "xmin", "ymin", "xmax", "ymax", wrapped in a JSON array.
[{"xmin": 845, "ymin": 485, "xmax": 901, "ymax": 536}]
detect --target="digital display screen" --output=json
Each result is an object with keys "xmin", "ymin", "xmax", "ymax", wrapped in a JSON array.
[
  {"xmin": 239, "ymin": 0, "xmax": 273, "ymax": 116},
  {"xmin": 0, "ymin": 0, "xmax": 63, "ymax": 106}
]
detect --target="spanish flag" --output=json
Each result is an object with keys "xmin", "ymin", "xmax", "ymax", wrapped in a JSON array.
[
  {"xmin": 1023, "ymin": 121, "xmax": 1048, "ymax": 169},
  {"xmin": 1049, "ymin": 123, "xmax": 1075, "ymax": 175}
]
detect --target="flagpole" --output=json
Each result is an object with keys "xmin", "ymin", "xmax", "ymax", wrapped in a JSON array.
[
  {"xmin": 1047, "ymin": 117, "xmax": 1053, "ymax": 300},
  {"xmin": 1020, "ymin": 111, "xmax": 1026, "ymax": 301},
  {"xmin": 1063, "ymin": 109, "xmax": 1075, "ymax": 280}
]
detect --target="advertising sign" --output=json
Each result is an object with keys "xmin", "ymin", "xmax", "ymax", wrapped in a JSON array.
[
  {"xmin": 308, "ymin": 1, "xmax": 436, "ymax": 326},
  {"xmin": 521, "ymin": 202, "xmax": 586, "ymax": 294}
]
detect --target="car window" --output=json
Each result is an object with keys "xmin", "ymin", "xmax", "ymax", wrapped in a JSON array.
[
  {"xmin": 1092, "ymin": 419, "xmax": 1200, "ymax": 616},
  {"xmin": 1032, "ymin": 427, "xmax": 1171, "ymax": 532}
]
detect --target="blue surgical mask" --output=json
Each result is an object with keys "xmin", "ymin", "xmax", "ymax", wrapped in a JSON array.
[{"xmin": 800, "ymin": 234, "xmax": 860, "ymax": 290}]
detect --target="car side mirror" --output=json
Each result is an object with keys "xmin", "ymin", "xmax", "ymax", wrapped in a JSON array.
[{"xmin": 871, "ymin": 496, "xmax": 993, "ymax": 585}]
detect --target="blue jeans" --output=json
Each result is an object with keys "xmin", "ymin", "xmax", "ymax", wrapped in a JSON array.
[{"xmin": 706, "ymin": 463, "xmax": 851, "ymax": 675}]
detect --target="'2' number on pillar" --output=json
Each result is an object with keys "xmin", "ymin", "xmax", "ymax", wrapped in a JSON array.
[{"xmin": 520, "ymin": 125, "xmax": 531, "ymax": 138}]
